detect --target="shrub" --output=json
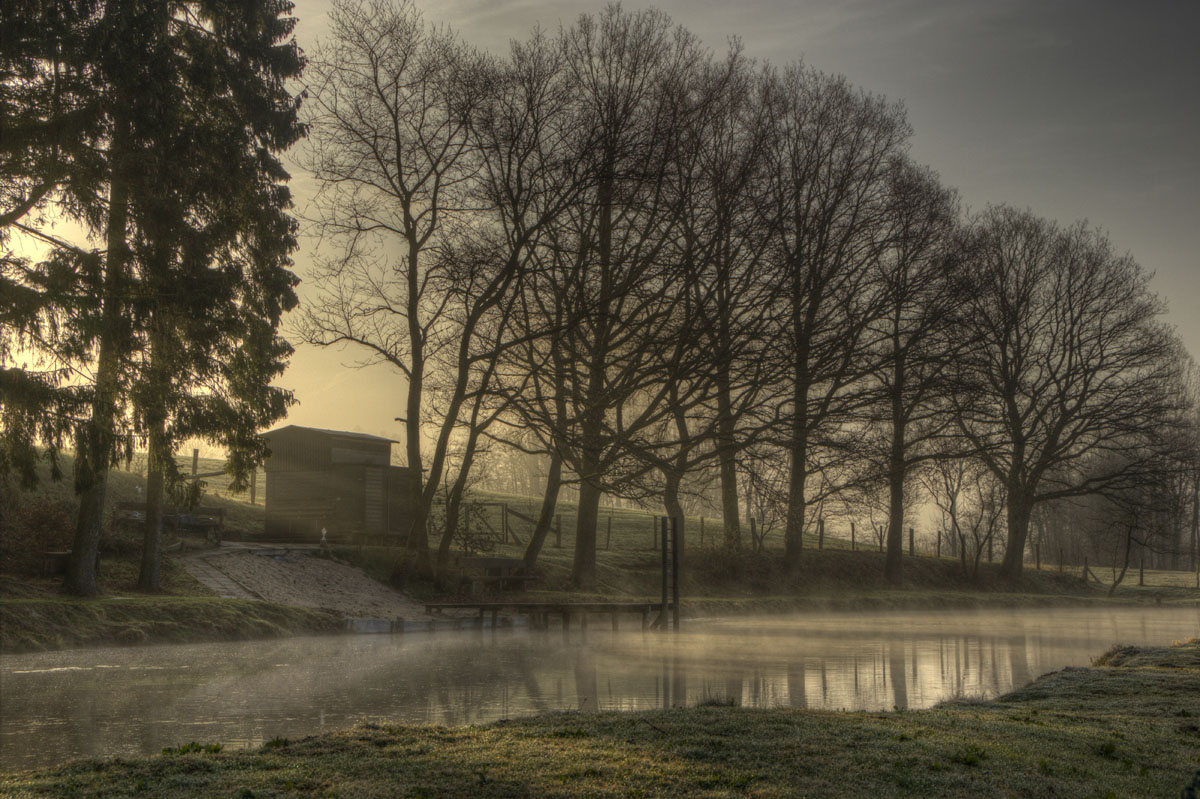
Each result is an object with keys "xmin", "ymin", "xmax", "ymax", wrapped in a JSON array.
[{"xmin": 0, "ymin": 493, "xmax": 75, "ymax": 575}]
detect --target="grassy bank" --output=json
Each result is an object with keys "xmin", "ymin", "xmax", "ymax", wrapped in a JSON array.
[
  {"xmin": 0, "ymin": 550, "xmax": 342, "ymax": 654},
  {"xmin": 341, "ymin": 540, "xmax": 1198, "ymax": 610},
  {"xmin": 3, "ymin": 640, "xmax": 1197, "ymax": 797},
  {"xmin": 0, "ymin": 595, "xmax": 342, "ymax": 654}
]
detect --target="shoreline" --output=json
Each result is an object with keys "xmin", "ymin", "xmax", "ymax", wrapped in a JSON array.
[
  {"xmin": 3, "ymin": 639, "xmax": 1197, "ymax": 797},
  {"xmin": 2, "ymin": 587, "xmax": 1195, "ymax": 656}
]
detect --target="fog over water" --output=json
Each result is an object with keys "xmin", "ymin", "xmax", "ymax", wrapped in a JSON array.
[{"xmin": 3, "ymin": 607, "xmax": 1197, "ymax": 770}]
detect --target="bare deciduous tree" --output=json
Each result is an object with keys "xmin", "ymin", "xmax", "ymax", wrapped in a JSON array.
[
  {"xmin": 761, "ymin": 65, "xmax": 911, "ymax": 574},
  {"xmin": 951, "ymin": 207, "xmax": 1177, "ymax": 580}
]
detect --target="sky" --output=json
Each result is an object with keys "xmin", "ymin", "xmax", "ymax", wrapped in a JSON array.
[{"xmin": 275, "ymin": 0, "xmax": 1200, "ymax": 442}]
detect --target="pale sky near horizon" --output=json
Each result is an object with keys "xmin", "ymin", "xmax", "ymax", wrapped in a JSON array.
[{"xmin": 273, "ymin": 0, "xmax": 1200, "ymax": 446}]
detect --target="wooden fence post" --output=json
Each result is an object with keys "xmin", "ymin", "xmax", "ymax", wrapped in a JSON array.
[
  {"xmin": 192, "ymin": 449, "xmax": 199, "ymax": 477},
  {"xmin": 817, "ymin": 517, "xmax": 825, "ymax": 550}
]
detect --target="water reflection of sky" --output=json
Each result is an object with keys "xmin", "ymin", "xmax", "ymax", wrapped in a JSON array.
[{"xmin": 2, "ymin": 607, "xmax": 1197, "ymax": 770}]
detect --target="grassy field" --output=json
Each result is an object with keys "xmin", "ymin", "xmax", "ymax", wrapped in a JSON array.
[{"xmin": 3, "ymin": 640, "xmax": 1196, "ymax": 797}]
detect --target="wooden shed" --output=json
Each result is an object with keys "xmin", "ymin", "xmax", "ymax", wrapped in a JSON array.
[{"xmin": 261, "ymin": 425, "xmax": 417, "ymax": 543}]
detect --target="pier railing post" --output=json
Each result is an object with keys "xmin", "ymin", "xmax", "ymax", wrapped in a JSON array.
[
  {"xmin": 660, "ymin": 516, "xmax": 668, "ymax": 633},
  {"xmin": 671, "ymin": 516, "xmax": 680, "ymax": 631}
]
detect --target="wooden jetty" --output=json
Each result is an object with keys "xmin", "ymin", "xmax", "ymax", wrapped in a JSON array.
[{"xmin": 424, "ymin": 601, "xmax": 675, "ymax": 633}]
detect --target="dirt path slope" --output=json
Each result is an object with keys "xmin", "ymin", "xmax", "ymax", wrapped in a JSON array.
[{"xmin": 185, "ymin": 550, "xmax": 433, "ymax": 620}]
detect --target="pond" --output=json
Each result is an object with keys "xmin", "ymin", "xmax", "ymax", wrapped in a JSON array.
[{"xmin": 2, "ymin": 606, "xmax": 1197, "ymax": 770}]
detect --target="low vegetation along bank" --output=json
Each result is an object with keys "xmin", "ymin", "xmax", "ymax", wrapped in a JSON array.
[{"xmin": 3, "ymin": 640, "xmax": 1197, "ymax": 797}]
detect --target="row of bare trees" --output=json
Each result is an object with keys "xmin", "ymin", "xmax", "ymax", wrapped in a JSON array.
[{"xmin": 300, "ymin": 0, "xmax": 1197, "ymax": 589}]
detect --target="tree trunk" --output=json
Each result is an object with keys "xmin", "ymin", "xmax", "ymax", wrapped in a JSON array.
[
  {"xmin": 137, "ymin": 423, "xmax": 166, "ymax": 592},
  {"xmin": 1001, "ymin": 488, "xmax": 1034, "ymax": 581},
  {"xmin": 663, "ymin": 470, "xmax": 686, "ymax": 566},
  {"xmin": 1192, "ymin": 471, "xmax": 1198, "ymax": 575},
  {"xmin": 883, "ymin": 418, "xmax": 906, "ymax": 586},
  {"xmin": 435, "ymin": 424, "xmax": 484, "ymax": 579},
  {"xmin": 65, "ymin": 110, "xmax": 132, "ymax": 597},
  {"xmin": 1107, "ymin": 525, "xmax": 1135, "ymax": 597},
  {"xmin": 784, "ymin": 413, "xmax": 808, "ymax": 573},
  {"xmin": 404, "ymin": 237, "xmax": 427, "ymax": 560},
  {"xmin": 884, "ymin": 341, "xmax": 907, "ymax": 585},
  {"xmin": 523, "ymin": 451, "xmax": 563, "ymax": 569},
  {"xmin": 572, "ymin": 476, "xmax": 601, "ymax": 590},
  {"xmin": 137, "ymin": 315, "xmax": 170, "ymax": 592},
  {"xmin": 715, "ymin": 371, "xmax": 741, "ymax": 550}
]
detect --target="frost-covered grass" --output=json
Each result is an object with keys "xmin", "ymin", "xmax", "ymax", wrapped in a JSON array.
[{"xmin": 4, "ymin": 640, "xmax": 1197, "ymax": 798}]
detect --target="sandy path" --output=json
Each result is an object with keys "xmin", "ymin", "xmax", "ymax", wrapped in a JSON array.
[{"xmin": 205, "ymin": 551, "xmax": 434, "ymax": 620}]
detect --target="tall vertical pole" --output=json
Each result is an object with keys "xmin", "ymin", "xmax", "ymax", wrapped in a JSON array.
[
  {"xmin": 660, "ymin": 516, "xmax": 669, "ymax": 633},
  {"xmin": 851, "ymin": 521, "xmax": 856, "ymax": 551},
  {"xmin": 191, "ymin": 448, "xmax": 199, "ymax": 477},
  {"xmin": 671, "ymin": 516, "xmax": 680, "ymax": 631},
  {"xmin": 908, "ymin": 526, "xmax": 914, "ymax": 556},
  {"xmin": 817, "ymin": 517, "xmax": 825, "ymax": 550}
]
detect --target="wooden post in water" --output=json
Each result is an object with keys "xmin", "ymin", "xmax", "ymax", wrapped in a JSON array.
[
  {"xmin": 671, "ymin": 516, "xmax": 680, "ymax": 631},
  {"xmin": 851, "ymin": 521, "xmax": 856, "ymax": 551},
  {"xmin": 660, "ymin": 516, "xmax": 669, "ymax": 634},
  {"xmin": 817, "ymin": 517, "xmax": 825, "ymax": 550}
]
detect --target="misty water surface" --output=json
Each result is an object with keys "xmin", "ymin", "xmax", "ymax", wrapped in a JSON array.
[{"xmin": 2, "ymin": 606, "xmax": 1197, "ymax": 770}]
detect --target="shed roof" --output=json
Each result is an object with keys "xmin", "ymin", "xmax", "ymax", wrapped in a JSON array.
[{"xmin": 262, "ymin": 424, "xmax": 399, "ymax": 445}]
